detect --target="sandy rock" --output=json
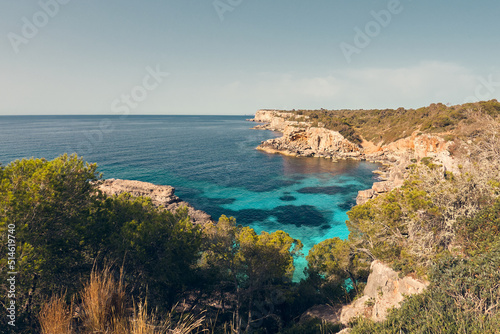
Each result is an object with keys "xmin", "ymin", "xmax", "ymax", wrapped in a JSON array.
[
  {"xmin": 300, "ymin": 304, "xmax": 342, "ymax": 324},
  {"xmin": 340, "ymin": 296, "xmax": 371, "ymax": 324},
  {"xmin": 257, "ymin": 125, "xmax": 361, "ymax": 160},
  {"xmin": 383, "ymin": 131, "xmax": 451, "ymax": 161},
  {"xmin": 100, "ymin": 179, "xmax": 176, "ymax": 204}
]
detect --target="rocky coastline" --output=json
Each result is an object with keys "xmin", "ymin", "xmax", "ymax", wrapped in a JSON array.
[
  {"xmin": 249, "ymin": 109, "xmax": 457, "ymax": 204},
  {"xmin": 249, "ymin": 109, "xmax": 446, "ymax": 325},
  {"xmin": 99, "ymin": 178, "xmax": 213, "ymax": 225},
  {"xmin": 97, "ymin": 113, "xmax": 452, "ymax": 326}
]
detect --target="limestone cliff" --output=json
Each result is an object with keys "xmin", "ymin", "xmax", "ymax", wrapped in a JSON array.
[
  {"xmin": 99, "ymin": 179, "xmax": 213, "ymax": 225},
  {"xmin": 340, "ymin": 260, "xmax": 429, "ymax": 324}
]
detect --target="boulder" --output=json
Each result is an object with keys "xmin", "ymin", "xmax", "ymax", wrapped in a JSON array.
[
  {"xmin": 372, "ymin": 181, "xmax": 392, "ymax": 193},
  {"xmin": 300, "ymin": 304, "xmax": 342, "ymax": 324},
  {"xmin": 340, "ymin": 260, "xmax": 428, "ymax": 324},
  {"xmin": 356, "ymin": 189, "xmax": 375, "ymax": 205}
]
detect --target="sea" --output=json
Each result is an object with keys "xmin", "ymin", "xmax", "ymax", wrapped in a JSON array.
[{"xmin": 0, "ymin": 115, "xmax": 379, "ymax": 278}]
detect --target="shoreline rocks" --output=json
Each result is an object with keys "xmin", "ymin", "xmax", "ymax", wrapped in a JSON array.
[{"xmin": 99, "ymin": 179, "xmax": 213, "ymax": 225}]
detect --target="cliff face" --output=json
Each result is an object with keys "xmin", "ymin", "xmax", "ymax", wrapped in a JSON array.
[
  {"xmin": 250, "ymin": 110, "xmax": 456, "ymax": 203},
  {"xmin": 99, "ymin": 179, "xmax": 213, "ymax": 225},
  {"xmin": 253, "ymin": 110, "xmax": 361, "ymax": 159},
  {"xmin": 252, "ymin": 109, "xmax": 289, "ymax": 125},
  {"xmin": 340, "ymin": 260, "xmax": 429, "ymax": 324},
  {"xmin": 382, "ymin": 131, "xmax": 454, "ymax": 168}
]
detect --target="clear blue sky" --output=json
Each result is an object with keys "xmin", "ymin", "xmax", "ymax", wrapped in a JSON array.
[{"xmin": 1, "ymin": 0, "xmax": 499, "ymax": 115}]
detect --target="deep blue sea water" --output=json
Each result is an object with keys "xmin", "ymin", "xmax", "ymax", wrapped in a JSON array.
[{"xmin": 0, "ymin": 115, "xmax": 379, "ymax": 278}]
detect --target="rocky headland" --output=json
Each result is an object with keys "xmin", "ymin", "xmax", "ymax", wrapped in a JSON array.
[
  {"xmin": 99, "ymin": 178, "xmax": 213, "ymax": 225},
  {"xmin": 250, "ymin": 109, "xmax": 457, "ymax": 205}
]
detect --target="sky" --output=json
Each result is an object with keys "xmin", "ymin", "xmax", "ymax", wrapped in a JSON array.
[{"xmin": 1, "ymin": 0, "xmax": 499, "ymax": 115}]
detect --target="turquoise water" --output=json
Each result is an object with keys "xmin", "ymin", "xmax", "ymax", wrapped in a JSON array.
[{"xmin": 0, "ymin": 115, "xmax": 378, "ymax": 278}]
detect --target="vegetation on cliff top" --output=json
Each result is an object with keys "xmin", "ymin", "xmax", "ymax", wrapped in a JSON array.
[{"xmin": 285, "ymin": 99, "xmax": 500, "ymax": 144}]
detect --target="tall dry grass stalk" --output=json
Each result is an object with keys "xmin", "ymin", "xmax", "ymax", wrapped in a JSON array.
[
  {"xmin": 38, "ymin": 294, "xmax": 73, "ymax": 334},
  {"xmin": 165, "ymin": 305, "xmax": 206, "ymax": 334},
  {"xmin": 130, "ymin": 301, "xmax": 206, "ymax": 334},
  {"xmin": 80, "ymin": 265, "xmax": 126, "ymax": 333}
]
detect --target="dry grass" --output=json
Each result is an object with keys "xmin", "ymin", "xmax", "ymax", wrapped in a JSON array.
[
  {"xmin": 130, "ymin": 301, "xmax": 207, "ymax": 334},
  {"xmin": 38, "ymin": 266, "xmax": 206, "ymax": 334},
  {"xmin": 80, "ymin": 266, "xmax": 126, "ymax": 333},
  {"xmin": 38, "ymin": 294, "xmax": 73, "ymax": 334},
  {"xmin": 164, "ymin": 305, "xmax": 206, "ymax": 334}
]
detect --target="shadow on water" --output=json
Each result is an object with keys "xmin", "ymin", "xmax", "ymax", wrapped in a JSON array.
[{"xmin": 221, "ymin": 205, "xmax": 331, "ymax": 228}]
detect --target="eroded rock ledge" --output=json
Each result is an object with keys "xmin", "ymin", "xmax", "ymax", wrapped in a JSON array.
[
  {"xmin": 250, "ymin": 109, "xmax": 457, "ymax": 204},
  {"xmin": 99, "ymin": 179, "xmax": 213, "ymax": 225}
]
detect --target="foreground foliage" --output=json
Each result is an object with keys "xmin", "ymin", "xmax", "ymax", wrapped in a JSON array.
[
  {"xmin": 0, "ymin": 154, "xmax": 313, "ymax": 333},
  {"xmin": 0, "ymin": 154, "xmax": 204, "ymax": 332},
  {"xmin": 38, "ymin": 266, "xmax": 206, "ymax": 334}
]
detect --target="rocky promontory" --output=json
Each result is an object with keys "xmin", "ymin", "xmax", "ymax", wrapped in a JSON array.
[
  {"xmin": 99, "ymin": 179, "xmax": 213, "ymax": 225},
  {"xmin": 250, "ymin": 109, "xmax": 457, "ymax": 204}
]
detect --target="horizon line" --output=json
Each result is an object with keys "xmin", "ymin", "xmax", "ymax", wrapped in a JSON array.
[{"xmin": 0, "ymin": 113, "xmax": 254, "ymax": 117}]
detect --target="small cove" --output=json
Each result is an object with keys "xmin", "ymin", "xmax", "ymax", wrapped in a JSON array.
[{"xmin": 0, "ymin": 115, "xmax": 379, "ymax": 278}]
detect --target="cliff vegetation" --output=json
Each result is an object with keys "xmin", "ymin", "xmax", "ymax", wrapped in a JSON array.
[{"xmin": 285, "ymin": 99, "xmax": 500, "ymax": 145}]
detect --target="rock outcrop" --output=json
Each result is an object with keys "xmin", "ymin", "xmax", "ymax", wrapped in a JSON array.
[
  {"xmin": 340, "ymin": 260, "xmax": 429, "ymax": 325},
  {"xmin": 257, "ymin": 126, "xmax": 361, "ymax": 160},
  {"xmin": 300, "ymin": 304, "xmax": 342, "ymax": 324},
  {"xmin": 99, "ymin": 179, "xmax": 213, "ymax": 225}
]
